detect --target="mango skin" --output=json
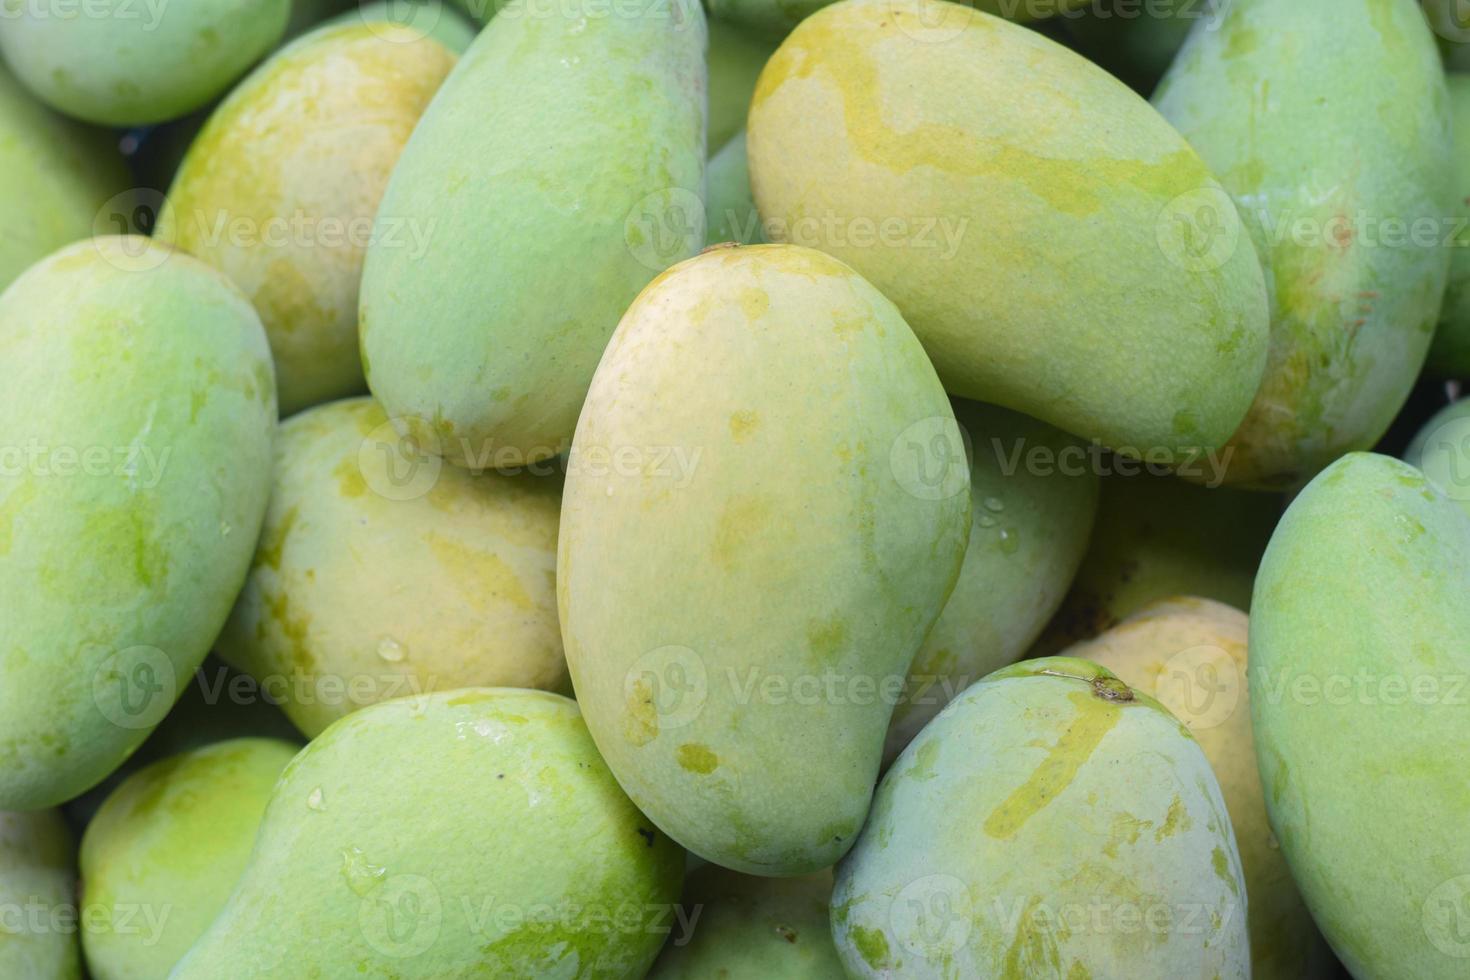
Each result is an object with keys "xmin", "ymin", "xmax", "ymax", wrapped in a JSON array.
[
  {"xmin": 0, "ymin": 237, "xmax": 276, "ymax": 811},
  {"xmin": 0, "ymin": 64, "xmax": 127, "ymax": 292},
  {"xmin": 0, "ymin": 0, "xmax": 290, "ymax": 126},
  {"xmin": 704, "ymin": 132, "xmax": 765, "ymax": 246},
  {"xmin": 1405, "ymin": 398, "xmax": 1470, "ymax": 516},
  {"xmin": 360, "ymin": 0, "xmax": 707, "ymax": 469},
  {"xmin": 1031, "ymin": 471, "xmax": 1281, "ymax": 656},
  {"xmin": 1250, "ymin": 453, "xmax": 1470, "ymax": 977},
  {"xmin": 884, "ymin": 400, "xmax": 1097, "ymax": 764},
  {"xmin": 833, "ymin": 657, "xmax": 1248, "ymax": 978},
  {"xmin": 80, "ymin": 738, "xmax": 298, "ymax": 980},
  {"xmin": 330, "ymin": 1, "xmax": 478, "ymax": 52},
  {"xmin": 706, "ymin": 0, "xmax": 1089, "ymax": 41},
  {"xmin": 1068, "ymin": 598, "xmax": 1332, "ymax": 980},
  {"xmin": 0, "ymin": 809, "xmax": 81, "ymax": 979},
  {"xmin": 1429, "ymin": 74, "xmax": 1470, "ymax": 378},
  {"xmin": 708, "ymin": 19, "xmax": 777, "ymax": 151},
  {"xmin": 1153, "ymin": 0, "xmax": 1454, "ymax": 490},
  {"xmin": 748, "ymin": 0, "xmax": 1269, "ymax": 463},
  {"xmin": 156, "ymin": 24, "xmax": 454, "ymax": 418},
  {"xmin": 559, "ymin": 244, "xmax": 970, "ymax": 875},
  {"xmin": 648, "ymin": 868, "xmax": 843, "ymax": 978},
  {"xmin": 171, "ymin": 689, "xmax": 684, "ymax": 978},
  {"xmin": 217, "ymin": 397, "xmax": 566, "ymax": 738}
]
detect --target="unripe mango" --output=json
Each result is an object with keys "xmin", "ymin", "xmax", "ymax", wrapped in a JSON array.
[
  {"xmin": 1406, "ymin": 398, "xmax": 1470, "ymax": 516},
  {"xmin": 708, "ymin": 19, "xmax": 777, "ymax": 151},
  {"xmin": 1250, "ymin": 453, "xmax": 1470, "ymax": 977},
  {"xmin": 1153, "ymin": 0, "xmax": 1454, "ymax": 489},
  {"xmin": 747, "ymin": 0, "xmax": 1269, "ymax": 463},
  {"xmin": 704, "ymin": 133, "xmax": 764, "ymax": 247},
  {"xmin": 1429, "ymin": 74, "xmax": 1470, "ymax": 378},
  {"xmin": 706, "ymin": 0, "xmax": 1089, "ymax": 42},
  {"xmin": 559, "ymin": 244, "xmax": 970, "ymax": 874},
  {"xmin": 0, "ymin": 810, "xmax": 80, "ymax": 979}
]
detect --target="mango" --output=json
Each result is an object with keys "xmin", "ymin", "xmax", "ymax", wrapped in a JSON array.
[
  {"xmin": 329, "ymin": 1, "xmax": 479, "ymax": 53},
  {"xmin": 0, "ymin": 64, "xmax": 127, "ymax": 292},
  {"xmin": 884, "ymin": 400, "xmax": 1097, "ymax": 764},
  {"xmin": 704, "ymin": 133, "xmax": 765, "ymax": 247},
  {"xmin": 1250, "ymin": 452, "xmax": 1470, "ymax": 977},
  {"xmin": 1153, "ymin": 0, "xmax": 1453, "ymax": 489},
  {"xmin": 79, "ymin": 738, "xmax": 298, "ymax": 980},
  {"xmin": 649, "ymin": 867, "xmax": 842, "ymax": 978},
  {"xmin": 832, "ymin": 657, "xmax": 1248, "ymax": 978},
  {"xmin": 155, "ymin": 24, "xmax": 454, "ymax": 418},
  {"xmin": 0, "ymin": 0, "xmax": 291, "ymax": 126},
  {"xmin": 1032, "ymin": 470, "xmax": 1281, "ymax": 656},
  {"xmin": 708, "ymin": 19, "xmax": 777, "ymax": 150},
  {"xmin": 0, "ymin": 237, "xmax": 275, "ymax": 811},
  {"xmin": 559, "ymin": 244, "xmax": 970, "ymax": 874},
  {"xmin": 0, "ymin": 810, "xmax": 80, "ymax": 979},
  {"xmin": 217, "ymin": 397, "xmax": 565, "ymax": 737},
  {"xmin": 171, "ymin": 689, "xmax": 683, "ymax": 977},
  {"xmin": 360, "ymin": 0, "xmax": 706, "ymax": 469},
  {"xmin": 1406, "ymin": 398, "xmax": 1470, "ymax": 514},
  {"xmin": 747, "ymin": 0, "xmax": 1269, "ymax": 464},
  {"xmin": 706, "ymin": 0, "xmax": 1089, "ymax": 41},
  {"xmin": 1429, "ymin": 74, "xmax": 1470, "ymax": 378},
  {"xmin": 1067, "ymin": 598, "xmax": 1332, "ymax": 979}
]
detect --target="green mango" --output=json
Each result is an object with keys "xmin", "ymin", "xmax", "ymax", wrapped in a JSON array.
[
  {"xmin": 559, "ymin": 244, "xmax": 970, "ymax": 875},
  {"xmin": 704, "ymin": 133, "xmax": 765, "ymax": 246},
  {"xmin": 0, "ymin": 64, "xmax": 127, "ymax": 293},
  {"xmin": 79, "ymin": 738, "xmax": 298, "ymax": 980},
  {"xmin": 833, "ymin": 657, "xmax": 1248, "ymax": 977},
  {"xmin": 0, "ymin": 237, "xmax": 275, "ymax": 811},
  {"xmin": 1032, "ymin": 470, "xmax": 1281, "ymax": 656},
  {"xmin": 156, "ymin": 23, "xmax": 454, "ymax": 418},
  {"xmin": 884, "ymin": 400, "xmax": 1097, "ymax": 764},
  {"xmin": 1430, "ymin": 74, "xmax": 1470, "ymax": 378},
  {"xmin": 172, "ymin": 689, "xmax": 684, "ymax": 977},
  {"xmin": 706, "ymin": 0, "xmax": 1089, "ymax": 42},
  {"xmin": 0, "ymin": 810, "xmax": 81, "ymax": 979},
  {"xmin": 1068, "ymin": 598, "xmax": 1333, "ymax": 980},
  {"xmin": 329, "ymin": 0, "xmax": 479, "ymax": 52},
  {"xmin": 748, "ymin": 0, "xmax": 1269, "ymax": 465},
  {"xmin": 217, "ymin": 397, "xmax": 566, "ymax": 738},
  {"xmin": 1250, "ymin": 452, "xmax": 1470, "ymax": 977},
  {"xmin": 0, "ymin": 0, "xmax": 291, "ymax": 126},
  {"xmin": 708, "ymin": 19, "xmax": 777, "ymax": 151},
  {"xmin": 1153, "ymin": 0, "xmax": 1453, "ymax": 490},
  {"xmin": 360, "ymin": 0, "xmax": 707, "ymax": 469},
  {"xmin": 1063, "ymin": 0, "xmax": 1205, "ymax": 92},
  {"xmin": 649, "ymin": 867, "xmax": 843, "ymax": 978},
  {"xmin": 1406, "ymin": 398, "xmax": 1470, "ymax": 515}
]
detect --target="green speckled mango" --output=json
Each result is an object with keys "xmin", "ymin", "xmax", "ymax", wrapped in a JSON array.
[
  {"xmin": 1154, "ymin": 0, "xmax": 1453, "ymax": 490},
  {"xmin": 171, "ymin": 690, "xmax": 683, "ymax": 978},
  {"xmin": 1406, "ymin": 398, "xmax": 1470, "ymax": 516},
  {"xmin": 1063, "ymin": 0, "xmax": 1204, "ymax": 93},
  {"xmin": 1250, "ymin": 453, "xmax": 1470, "ymax": 976},
  {"xmin": 80, "ymin": 738, "xmax": 298, "ymax": 980},
  {"xmin": 704, "ymin": 133, "xmax": 765, "ymax": 246},
  {"xmin": 1032, "ymin": 471, "xmax": 1281, "ymax": 656},
  {"xmin": 748, "ymin": 0, "xmax": 1269, "ymax": 463},
  {"xmin": 360, "ymin": 0, "xmax": 706, "ymax": 469},
  {"xmin": 329, "ymin": 1, "xmax": 478, "ymax": 53},
  {"xmin": 559, "ymin": 244, "xmax": 970, "ymax": 875},
  {"xmin": 156, "ymin": 24, "xmax": 454, "ymax": 418},
  {"xmin": 833, "ymin": 657, "xmax": 1248, "ymax": 978},
  {"xmin": 0, "ymin": 237, "xmax": 275, "ymax": 811},
  {"xmin": 0, "ymin": 64, "xmax": 127, "ymax": 292},
  {"xmin": 1429, "ymin": 75, "xmax": 1470, "ymax": 377},
  {"xmin": 649, "ymin": 867, "xmax": 842, "ymax": 978},
  {"xmin": 708, "ymin": 20, "xmax": 777, "ymax": 151},
  {"xmin": 217, "ymin": 397, "xmax": 566, "ymax": 738},
  {"xmin": 0, "ymin": 810, "xmax": 80, "ymax": 979},
  {"xmin": 0, "ymin": 0, "xmax": 290, "ymax": 126},
  {"xmin": 884, "ymin": 400, "xmax": 1097, "ymax": 765},
  {"xmin": 706, "ymin": 0, "xmax": 1089, "ymax": 42},
  {"xmin": 1068, "ymin": 598, "xmax": 1333, "ymax": 980}
]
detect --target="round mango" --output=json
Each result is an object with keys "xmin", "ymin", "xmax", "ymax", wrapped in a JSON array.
[
  {"xmin": 0, "ymin": 809, "xmax": 80, "ymax": 979},
  {"xmin": 1406, "ymin": 398, "xmax": 1470, "ymax": 516}
]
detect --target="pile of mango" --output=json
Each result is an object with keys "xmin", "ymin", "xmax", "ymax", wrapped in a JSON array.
[{"xmin": 2, "ymin": 0, "xmax": 1468, "ymax": 977}]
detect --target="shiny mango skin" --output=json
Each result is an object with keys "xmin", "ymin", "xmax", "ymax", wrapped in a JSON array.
[
  {"xmin": 1154, "ymin": 0, "xmax": 1454, "ymax": 490},
  {"xmin": 328, "ymin": 1, "xmax": 478, "ymax": 53},
  {"xmin": 156, "ymin": 24, "xmax": 455, "ymax": 418},
  {"xmin": 0, "ymin": 237, "xmax": 275, "ymax": 811},
  {"xmin": 833, "ymin": 657, "xmax": 1248, "ymax": 978},
  {"xmin": 171, "ymin": 690, "xmax": 684, "ymax": 978},
  {"xmin": 0, "ymin": 810, "xmax": 81, "ymax": 979},
  {"xmin": 559, "ymin": 244, "xmax": 970, "ymax": 875},
  {"xmin": 1405, "ymin": 398, "xmax": 1470, "ymax": 516},
  {"xmin": 0, "ymin": 64, "xmax": 127, "ymax": 292},
  {"xmin": 217, "ymin": 397, "xmax": 566, "ymax": 738},
  {"xmin": 748, "ymin": 0, "xmax": 1269, "ymax": 464},
  {"xmin": 883, "ymin": 400, "xmax": 1097, "ymax": 765},
  {"xmin": 1068, "ymin": 598, "xmax": 1332, "ymax": 980},
  {"xmin": 1429, "ymin": 75, "xmax": 1470, "ymax": 378},
  {"xmin": 0, "ymin": 0, "xmax": 290, "ymax": 126},
  {"xmin": 708, "ymin": 19, "xmax": 777, "ymax": 151},
  {"xmin": 648, "ymin": 868, "xmax": 843, "ymax": 978},
  {"xmin": 80, "ymin": 739, "xmax": 299, "ymax": 980},
  {"xmin": 704, "ymin": 132, "xmax": 764, "ymax": 246},
  {"xmin": 1250, "ymin": 453, "xmax": 1470, "ymax": 977},
  {"xmin": 360, "ymin": 0, "xmax": 706, "ymax": 469}
]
